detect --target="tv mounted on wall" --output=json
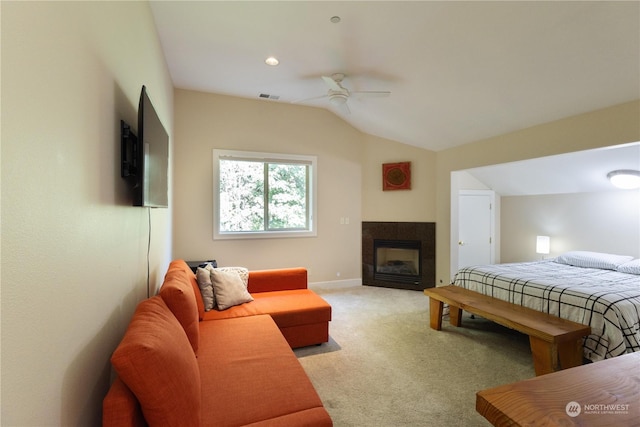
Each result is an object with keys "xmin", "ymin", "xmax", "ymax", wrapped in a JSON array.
[{"xmin": 121, "ymin": 86, "xmax": 169, "ymax": 208}]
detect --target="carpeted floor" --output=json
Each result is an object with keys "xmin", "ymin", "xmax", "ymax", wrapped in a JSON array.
[{"xmin": 294, "ymin": 283, "xmax": 535, "ymax": 426}]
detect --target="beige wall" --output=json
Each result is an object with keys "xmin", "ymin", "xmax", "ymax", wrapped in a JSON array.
[
  {"xmin": 501, "ymin": 191, "xmax": 640, "ymax": 262},
  {"xmin": 173, "ymin": 90, "xmax": 437, "ymax": 283},
  {"xmin": 173, "ymin": 90, "xmax": 364, "ymax": 282},
  {"xmin": 436, "ymin": 100, "xmax": 640, "ymax": 284},
  {"xmin": 362, "ymin": 134, "xmax": 437, "ymax": 222},
  {"xmin": 2, "ymin": 2, "xmax": 173, "ymax": 425}
]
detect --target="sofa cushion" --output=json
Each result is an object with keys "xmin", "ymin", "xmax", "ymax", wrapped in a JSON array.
[
  {"xmin": 102, "ymin": 377, "xmax": 146, "ymax": 427},
  {"xmin": 197, "ymin": 315, "xmax": 329, "ymax": 426},
  {"xmin": 242, "ymin": 408, "xmax": 333, "ymax": 427},
  {"xmin": 200, "ymin": 289, "xmax": 331, "ymax": 328},
  {"xmin": 248, "ymin": 267, "xmax": 307, "ymax": 293},
  {"xmin": 111, "ymin": 296, "xmax": 201, "ymax": 427},
  {"xmin": 159, "ymin": 269, "xmax": 200, "ymax": 354},
  {"xmin": 201, "ymin": 299, "xmax": 262, "ymax": 321},
  {"xmin": 211, "ymin": 268, "xmax": 254, "ymax": 310},
  {"xmin": 251, "ymin": 289, "xmax": 332, "ymax": 328},
  {"xmin": 168, "ymin": 260, "xmax": 206, "ymax": 320}
]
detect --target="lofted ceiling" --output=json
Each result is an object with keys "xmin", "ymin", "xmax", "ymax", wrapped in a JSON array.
[{"xmin": 150, "ymin": 1, "xmax": 639, "ymax": 153}]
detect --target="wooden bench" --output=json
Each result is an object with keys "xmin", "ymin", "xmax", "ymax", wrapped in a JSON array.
[{"xmin": 423, "ymin": 285, "xmax": 591, "ymax": 376}]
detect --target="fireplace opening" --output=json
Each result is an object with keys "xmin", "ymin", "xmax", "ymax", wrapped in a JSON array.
[{"xmin": 374, "ymin": 239, "xmax": 421, "ymax": 285}]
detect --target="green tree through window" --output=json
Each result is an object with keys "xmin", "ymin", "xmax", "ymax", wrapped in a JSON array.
[
  {"xmin": 214, "ymin": 150, "xmax": 316, "ymax": 239},
  {"xmin": 267, "ymin": 163, "xmax": 308, "ymax": 230}
]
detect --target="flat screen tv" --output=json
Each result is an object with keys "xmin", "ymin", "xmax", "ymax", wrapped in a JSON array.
[{"xmin": 121, "ymin": 86, "xmax": 169, "ymax": 208}]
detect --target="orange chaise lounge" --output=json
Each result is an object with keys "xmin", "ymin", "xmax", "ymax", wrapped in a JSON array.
[{"xmin": 103, "ymin": 260, "xmax": 333, "ymax": 427}]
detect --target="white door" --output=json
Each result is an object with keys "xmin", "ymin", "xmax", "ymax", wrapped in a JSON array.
[{"xmin": 458, "ymin": 191, "xmax": 494, "ymax": 269}]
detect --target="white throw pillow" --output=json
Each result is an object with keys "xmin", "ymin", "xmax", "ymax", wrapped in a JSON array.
[
  {"xmin": 555, "ymin": 251, "xmax": 634, "ymax": 271},
  {"xmin": 195, "ymin": 267, "xmax": 215, "ymax": 311},
  {"xmin": 617, "ymin": 259, "xmax": 640, "ymax": 275},
  {"xmin": 210, "ymin": 269, "xmax": 254, "ymax": 310}
]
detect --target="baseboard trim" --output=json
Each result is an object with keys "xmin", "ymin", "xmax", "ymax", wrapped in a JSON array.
[{"xmin": 309, "ymin": 278, "xmax": 362, "ymax": 290}]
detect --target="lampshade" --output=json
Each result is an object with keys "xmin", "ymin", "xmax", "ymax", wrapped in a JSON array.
[
  {"xmin": 607, "ymin": 170, "xmax": 640, "ymax": 190},
  {"xmin": 536, "ymin": 236, "xmax": 550, "ymax": 255}
]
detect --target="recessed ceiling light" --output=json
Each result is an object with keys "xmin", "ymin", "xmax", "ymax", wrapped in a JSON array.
[{"xmin": 265, "ymin": 56, "xmax": 279, "ymax": 66}]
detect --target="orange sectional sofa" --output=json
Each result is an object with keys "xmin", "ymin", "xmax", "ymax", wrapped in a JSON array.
[{"xmin": 103, "ymin": 260, "xmax": 333, "ymax": 427}]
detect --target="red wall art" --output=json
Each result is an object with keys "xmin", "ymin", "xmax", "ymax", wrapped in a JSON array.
[{"xmin": 382, "ymin": 162, "xmax": 411, "ymax": 191}]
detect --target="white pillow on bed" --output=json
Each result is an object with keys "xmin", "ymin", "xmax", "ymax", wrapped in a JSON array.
[
  {"xmin": 555, "ymin": 251, "xmax": 634, "ymax": 271},
  {"xmin": 616, "ymin": 259, "xmax": 640, "ymax": 275}
]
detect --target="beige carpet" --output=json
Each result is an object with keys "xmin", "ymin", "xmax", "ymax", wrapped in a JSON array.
[{"xmin": 294, "ymin": 283, "xmax": 535, "ymax": 426}]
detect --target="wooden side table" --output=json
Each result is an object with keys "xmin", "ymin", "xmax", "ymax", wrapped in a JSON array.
[{"xmin": 476, "ymin": 352, "xmax": 640, "ymax": 426}]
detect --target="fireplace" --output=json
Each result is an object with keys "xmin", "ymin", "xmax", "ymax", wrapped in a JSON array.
[
  {"xmin": 362, "ymin": 222, "xmax": 435, "ymax": 290},
  {"xmin": 374, "ymin": 239, "xmax": 421, "ymax": 284}
]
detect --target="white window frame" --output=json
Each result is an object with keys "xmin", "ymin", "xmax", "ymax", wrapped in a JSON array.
[{"xmin": 213, "ymin": 149, "xmax": 317, "ymax": 240}]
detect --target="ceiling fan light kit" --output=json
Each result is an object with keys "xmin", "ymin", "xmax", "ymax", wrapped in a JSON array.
[
  {"xmin": 293, "ymin": 73, "xmax": 391, "ymax": 114},
  {"xmin": 329, "ymin": 93, "xmax": 348, "ymax": 105}
]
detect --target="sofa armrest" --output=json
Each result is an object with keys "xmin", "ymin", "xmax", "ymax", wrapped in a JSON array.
[
  {"xmin": 248, "ymin": 267, "xmax": 308, "ymax": 293},
  {"xmin": 103, "ymin": 377, "xmax": 148, "ymax": 427}
]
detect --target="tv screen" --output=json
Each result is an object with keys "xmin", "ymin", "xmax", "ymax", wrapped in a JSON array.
[{"xmin": 121, "ymin": 86, "xmax": 169, "ymax": 208}]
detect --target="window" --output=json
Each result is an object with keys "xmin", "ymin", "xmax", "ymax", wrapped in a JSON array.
[{"xmin": 213, "ymin": 149, "xmax": 317, "ymax": 239}]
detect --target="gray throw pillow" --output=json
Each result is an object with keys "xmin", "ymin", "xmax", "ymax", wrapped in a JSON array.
[{"xmin": 195, "ymin": 267, "xmax": 215, "ymax": 311}]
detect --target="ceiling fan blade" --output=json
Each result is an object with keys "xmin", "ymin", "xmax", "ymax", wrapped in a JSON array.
[
  {"xmin": 335, "ymin": 101, "xmax": 351, "ymax": 115},
  {"xmin": 291, "ymin": 94, "xmax": 329, "ymax": 104},
  {"xmin": 321, "ymin": 76, "xmax": 343, "ymax": 91},
  {"xmin": 351, "ymin": 91, "xmax": 391, "ymax": 98}
]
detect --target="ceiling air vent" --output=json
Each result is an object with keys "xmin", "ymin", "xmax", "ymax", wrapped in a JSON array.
[{"xmin": 259, "ymin": 93, "xmax": 280, "ymax": 100}]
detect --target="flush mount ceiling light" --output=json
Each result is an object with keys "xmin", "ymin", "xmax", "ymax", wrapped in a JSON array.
[
  {"xmin": 265, "ymin": 56, "xmax": 279, "ymax": 66},
  {"xmin": 607, "ymin": 169, "xmax": 640, "ymax": 189}
]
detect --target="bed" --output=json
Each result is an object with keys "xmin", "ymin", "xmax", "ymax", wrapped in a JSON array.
[{"xmin": 452, "ymin": 251, "xmax": 640, "ymax": 363}]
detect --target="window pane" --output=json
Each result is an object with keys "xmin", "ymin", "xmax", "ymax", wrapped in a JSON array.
[
  {"xmin": 219, "ymin": 159, "xmax": 264, "ymax": 231},
  {"xmin": 268, "ymin": 163, "xmax": 307, "ymax": 229},
  {"xmin": 214, "ymin": 149, "xmax": 317, "ymax": 240}
]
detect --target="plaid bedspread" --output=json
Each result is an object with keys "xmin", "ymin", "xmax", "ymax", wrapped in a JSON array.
[{"xmin": 452, "ymin": 260, "xmax": 640, "ymax": 362}]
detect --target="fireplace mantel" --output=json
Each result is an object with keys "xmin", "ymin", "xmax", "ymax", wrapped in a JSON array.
[{"xmin": 362, "ymin": 221, "xmax": 435, "ymax": 290}]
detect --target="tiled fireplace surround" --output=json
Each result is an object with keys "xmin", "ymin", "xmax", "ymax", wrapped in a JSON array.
[{"xmin": 362, "ymin": 221, "xmax": 436, "ymax": 291}]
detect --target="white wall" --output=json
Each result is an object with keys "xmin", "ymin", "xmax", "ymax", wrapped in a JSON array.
[
  {"xmin": 501, "ymin": 191, "xmax": 640, "ymax": 262},
  {"xmin": 2, "ymin": 2, "xmax": 173, "ymax": 425}
]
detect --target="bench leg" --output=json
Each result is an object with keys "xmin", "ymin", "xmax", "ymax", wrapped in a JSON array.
[
  {"xmin": 529, "ymin": 336, "xmax": 559, "ymax": 376},
  {"xmin": 449, "ymin": 306, "xmax": 463, "ymax": 327},
  {"xmin": 429, "ymin": 298, "xmax": 443, "ymax": 330},
  {"xmin": 558, "ymin": 339, "xmax": 583, "ymax": 370}
]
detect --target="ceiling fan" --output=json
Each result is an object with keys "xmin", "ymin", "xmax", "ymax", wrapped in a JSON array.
[{"xmin": 294, "ymin": 73, "xmax": 391, "ymax": 114}]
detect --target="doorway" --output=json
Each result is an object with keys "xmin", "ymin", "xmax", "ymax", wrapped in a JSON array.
[
  {"xmin": 457, "ymin": 190, "xmax": 495, "ymax": 269},
  {"xmin": 450, "ymin": 180, "xmax": 497, "ymax": 280}
]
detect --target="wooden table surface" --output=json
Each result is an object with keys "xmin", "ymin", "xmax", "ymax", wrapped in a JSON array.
[{"xmin": 476, "ymin": 352, "xmax": 640, "ymax": 427}]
